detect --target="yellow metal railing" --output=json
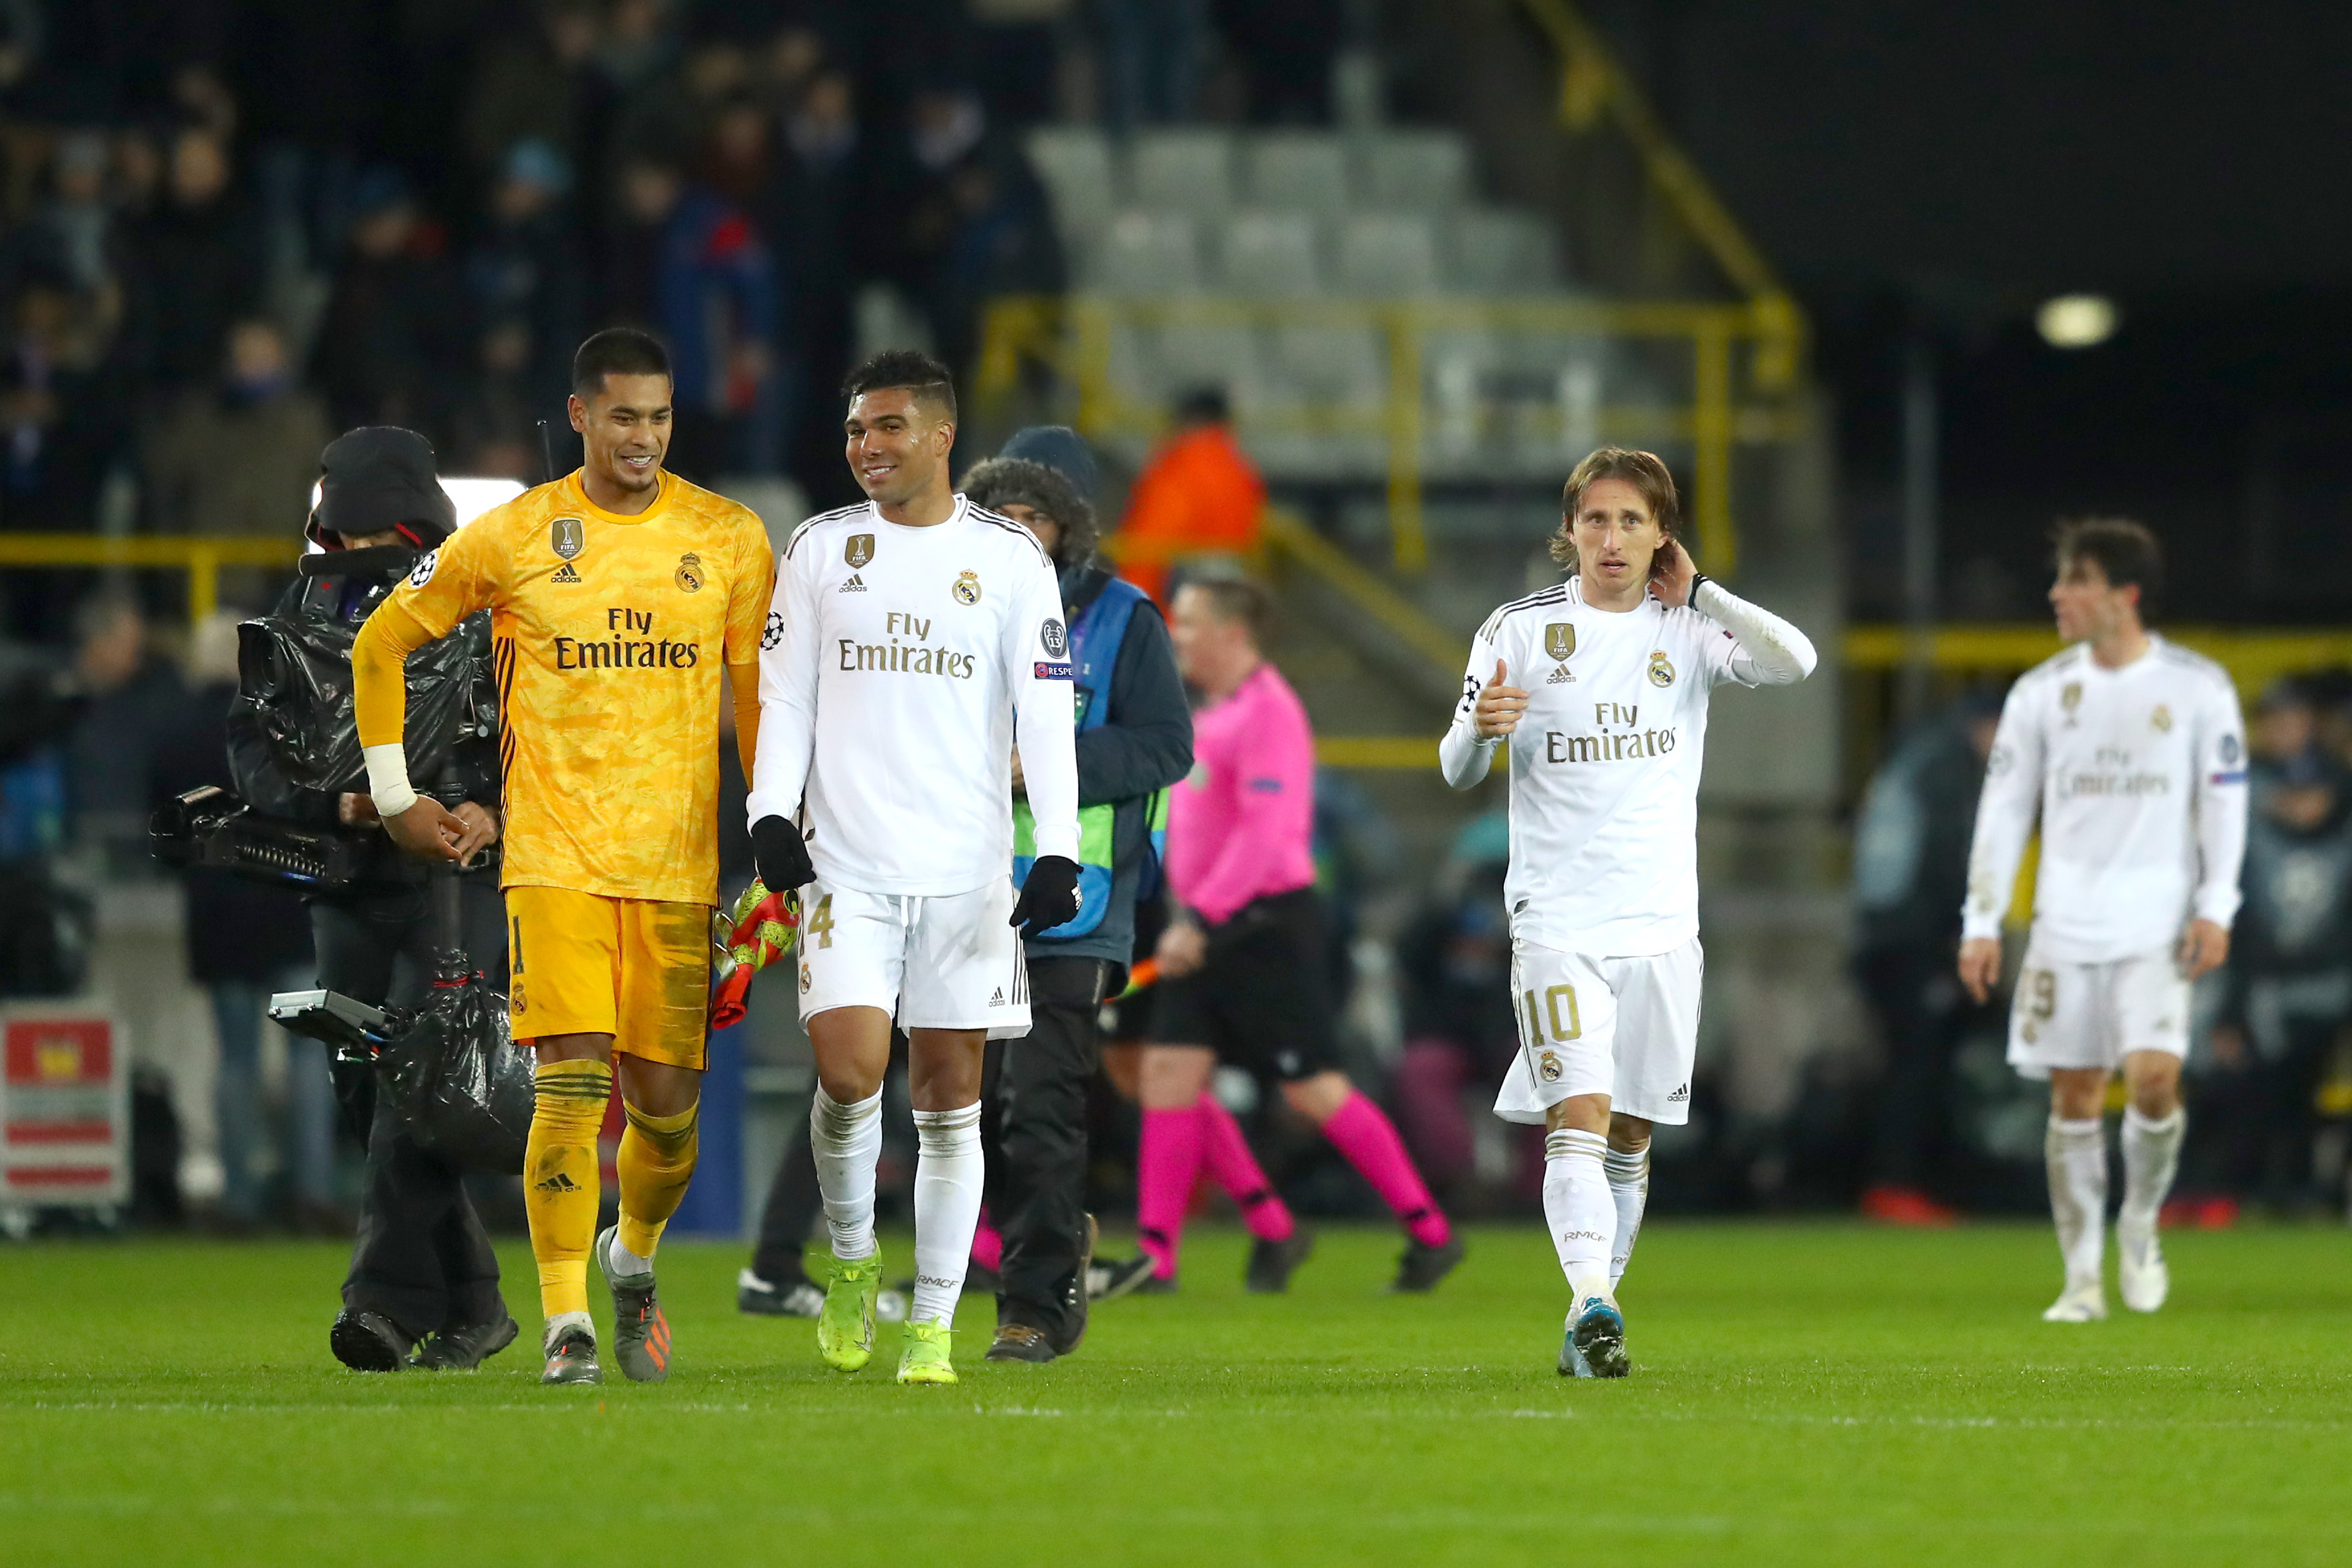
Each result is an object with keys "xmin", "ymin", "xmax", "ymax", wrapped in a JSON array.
[
  {"xmin": 978, "ymin": 293, "xmax": 1803, "ymax": 579},
  {"xmin": 1844, "ymin": 623, "xmax": 2352, "ymax": 700},
  {"xmin": 0, "ymin": 534, "xmax": 300, "ymax": 627}
]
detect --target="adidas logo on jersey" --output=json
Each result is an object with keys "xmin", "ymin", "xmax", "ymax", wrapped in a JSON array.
[
  {"xmin": 1547, "ymin": 663, "xmax": 1575, "ymax": 685},
  {"xmin": 990, "ymin": 988, "xmax": 1006, "ymax": 1006},
  {"xmin": 839, "ymin": 573, "xmax": 866, "ymax": 592},
  {"xmin": 1666, "ymin": 1082, "xmax": 1689, "ymax": 1103},
  {"xmin": 551, "ymin": 561, "xmax": 582, "ymax": 584}
]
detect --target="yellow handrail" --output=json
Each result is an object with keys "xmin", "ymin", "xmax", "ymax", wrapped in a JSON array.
[
  {"xmin": 1258, "ymin": 505, "xmax": 1465, "ymax": 679},
  {"xmin": 0, "ymin": 534, "xmax": 301, "ymax": 625},
  {"xmin": 1844, "ymin": 623, "xmax": 2352, "ymax": 699}
]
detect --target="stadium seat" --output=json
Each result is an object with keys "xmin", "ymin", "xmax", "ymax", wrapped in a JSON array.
[
  {"xmin": 1449, "ymin": 209, "xmax": 1561, "ymax": 293},
  {"xmin": 1130, "ymin": 129, "xmax": 1235, "ymax": 216},
  {"xmin": 1264, "ymin": 323, "xmax": 1387, "ymax": 405},
  {"xmin": 1094, "ymin": 212, "xmax": 1203, "ymax": 296},
  {"xmin": 1359, "ymin": 131, "xmax": 1472, "ymax": 212},
  {"xmin": 1242, "ymin": 132, "xmax": 1353, "ymax": 216},
  {"xmin": 1149, "ymin": 322, "xmax": 1265, "ymax": 406},
  {"xmin": 1218, "ymin": 212, "xmax": 1323, "ymax": 297},
  {"xmin": 1333, "ymin": 214, "xmax": 1441, "ymax": 296},
  {"xmin": 1025, "ymin": 127, "xmax": 1120, "ymax": 242}
]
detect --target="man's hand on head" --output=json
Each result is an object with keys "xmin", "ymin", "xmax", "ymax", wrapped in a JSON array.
[{"xmin": 1650, "ymin": 537, "xmax": 1697, "ymax": 608}]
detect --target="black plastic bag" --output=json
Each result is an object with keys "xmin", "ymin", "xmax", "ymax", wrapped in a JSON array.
[
  {"xmin": 235, "ymin": 614, "xmax": 475, "ymax": 795},
  {"xmin": 375, "ymin": 974, "xmax": 537, "ymax": 1174}
]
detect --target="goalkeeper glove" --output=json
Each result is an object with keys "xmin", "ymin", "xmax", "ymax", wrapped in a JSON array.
[
  {"xmin": 1009, "ymin": 854, "xmax": 1082, "ymax": 939},
  {"xmin": 709, "ymin": 878, "xmax": 798, "ymax": 1030},
  {"xmin": 750, "ymin": 815, "xmax": 815, "ymax": 893}
]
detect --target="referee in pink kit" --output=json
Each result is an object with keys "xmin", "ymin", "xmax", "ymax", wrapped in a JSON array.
[{"xmin": 1134, "ymin": 576, "xmax": 1462, "ymax": 1293}]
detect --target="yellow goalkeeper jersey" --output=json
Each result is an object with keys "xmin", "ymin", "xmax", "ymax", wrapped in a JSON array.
[{"xmin": 356, "ymin": 470, "xmax": 775, "ymax": 907}]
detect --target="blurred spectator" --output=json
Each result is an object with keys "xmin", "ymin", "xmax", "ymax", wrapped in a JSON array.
[
  {"xmin": 62, "ymin": 593, "xmax": 182, "ymax": 858},
  {"xmin": 450, "ymin": 317, "xmax": 554, "ymax": 482},
  {"xmin": 775, "ymin": 66, "xmax": 873, "ymax": 504},
  {"xmin": 606, "ymin": 149, "xmax": 778, "ymax": 478},
  {"xmin": 143, "ymin": 318, "xmax": 331, "ymax": 578},
  {"xmin": 895, "ymin": 87, "xmax": 1064, "ymax": 390},
  {"xmin": 151, "ymin": 615, "xmax": 328, "ymax": 1230},
  {"xmin": 236, "ymin": 1, "xmax": 391, "ymax": 277},
  {"xmin": 0, "ymin": 266, "xmax": 131, "ymax": 639},
  {"xmin": 1391, "ymin": 815, "xmax": 1518, "ymax": 1200},
  {"xmin": 463, "ymin": 139, "xmax": 585, "ymax": 397},
  {"xmin": 309, "ymin": 170, "xmax": 460, "ymax": 439},
  {"xmin": 1849, "ymin": 692, "xmax": 2002, "ymax": 1222},
  {"xmin": 1214, "ymin": 0, "xmax": 1344, "ymax": 124},
  {"xmin": 462, "ymin": 2, "xmax": 606, "ymax": 192},
  {"xmin": 1094, "ymin": 0, "xmax": 1206, "ymax": 131},
  {"xmin": 2194, "ymin": 694, "xmax": 2352, "ymax": 1214},
  {"xmin": 1113, "ymin": 387, "xmax": 1264, "ymax": 606},
  {"xmin": 24, "ymin": 129, "xmax": 128, "ymax": 297},
  {"xmin": 124, "ymin": 125, "xmax": 266, "ymax": 395},
  {"xmin": 972, "ymin": 0, "xmax": 1075, "ymax": 127}
]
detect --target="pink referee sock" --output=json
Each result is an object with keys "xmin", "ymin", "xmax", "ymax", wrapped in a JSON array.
[
  {"xmin": 1323, "ymin": 1091, "xmax": 1452, "ymax": 1249},
  {"xmin": 1197, "ymin": 1093, "xmax": 1295, "ymax": 1242},
  {"xmin": 1137, "ymin": 1104, "xmax": 1206, "ymax": 1279},
  {"xmin": 971, "ymin": 1214, "xmax": 1002, "ymax": 1273}
]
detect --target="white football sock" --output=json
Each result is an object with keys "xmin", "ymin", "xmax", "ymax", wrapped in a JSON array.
[
  {"xmin": 1543, "ymin": 1128, "xmax": 1615, "ymax": 1303},
  {"xmin": 2046, "ymin": 1116, "xmax": 2108, "ymax": 1289},
  {"xmin": 607, "ymin": 1230, "xmax": 655, "ymax": 1277},
  {"xmin": 543, "ymin": 1309, "xmax": 592, "ymax": 1350},
  {"xmin": 2119, "ymin": 1106, "xmax": 2184, "ymax": 1231},
  {"xmin": 810, "ymin": 1084, "xmax": 883, "ymax": 1262},
  {"xmin": 910, "ymin": 1102, "xmax": 985, "ymax": 1327},
  {"xmin": 1604, "ymin": 1143, "xmax": 1650, "ymax": 1290}
]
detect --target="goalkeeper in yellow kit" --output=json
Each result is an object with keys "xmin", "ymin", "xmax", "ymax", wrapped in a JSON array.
[{"xmin": 352, "ymin": 329, "xmax": 775, "ymax": 1386}]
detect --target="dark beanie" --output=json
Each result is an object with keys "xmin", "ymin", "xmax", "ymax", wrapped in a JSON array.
[
  {"xmin": 998, "ymin": 425, "xmax": 1098, "ymax": 502},
  {"xmin": 307, "ymin": 426, "xmax": 456, "ymax": 549}
]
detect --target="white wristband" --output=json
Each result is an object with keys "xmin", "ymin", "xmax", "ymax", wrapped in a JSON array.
[{"xmin": 363, "ymin": 743, "xmax": 419, "ymax": 818}]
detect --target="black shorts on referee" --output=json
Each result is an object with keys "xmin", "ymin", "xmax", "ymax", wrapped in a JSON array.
[{"xmin": 1147, "ymin": 887, "xmax": 1337, "ymax": 1082}]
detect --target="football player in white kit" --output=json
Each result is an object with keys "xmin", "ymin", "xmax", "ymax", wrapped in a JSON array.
[
  {"xmin": 1958, "ymin": 518, "xmax": 2246, "ymax": 1323},
  {"xmin": 1440, "ymin": 448, "xmax": 1817, "ymax": 1376},
  {"xmin": 748, "ymin": 351, "xmax": 1083, "ymax": 1385}
]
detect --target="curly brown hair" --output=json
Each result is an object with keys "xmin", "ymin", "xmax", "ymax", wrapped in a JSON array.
[{"xmin": 1548, "ymin": 447, "xmax": 1682, "ymax": 568}]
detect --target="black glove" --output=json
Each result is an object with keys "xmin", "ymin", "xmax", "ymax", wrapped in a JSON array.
[
  {"xmin": 1009, "ymin": 854, "xmax": 1082, "ymax": 938},
  {"xmin": 750, "ymin": 815, "xmax": 815, "ymax": 893}
]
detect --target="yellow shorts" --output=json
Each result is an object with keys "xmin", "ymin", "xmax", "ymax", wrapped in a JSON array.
[{"xmin": 505, "ymin": 885, "xmax": 712, "ymax": 1071}]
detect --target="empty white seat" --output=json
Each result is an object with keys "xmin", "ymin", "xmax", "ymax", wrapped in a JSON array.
[
  {"xmin": 1241, "ymin": 132, "xmax": 1352, "ymax": 216},
  {"xmin": 1094, "ymin": 212, "xmax": 1201, "ymax": 295},
  {"xmin": 1149, "ymin": 322, "xmax": 1264, "ymax": 407},
  {"xmin": 1130, "ymin": 129, "xmax": 1234, "ymax": 215},
  {"xmin": 1333, "ymin": 213, "xmax": 1439, "ymax": 296},
  {"xmin": 1449, "ymin": 209, "xmax": 1559, "ymax": 292},
  {"xmin": 1264, "ymin": 324, "xmax": 1387, "ymax": 403},
  {"xmin": 1359, "ymin": 131, "xmax": 1470, "ymax": 211},
  {"xmin": 1025, "ymin": 127, "xmax": 1120, "ymax": 240},
  {"xmin": 1217, "ymin": 212, "xmax": 1322, "ymax": 297}
]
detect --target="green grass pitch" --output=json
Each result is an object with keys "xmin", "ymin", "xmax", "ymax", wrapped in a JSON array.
[{"xmin": 3, "ymin": 1221, "xmax": 2348, "ymax": 1567}]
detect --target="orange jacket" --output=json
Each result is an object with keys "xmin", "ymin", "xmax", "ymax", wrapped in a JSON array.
[{"xmin": 1112, "ymin": 424, "xmax": 1266, "ymax": 605}]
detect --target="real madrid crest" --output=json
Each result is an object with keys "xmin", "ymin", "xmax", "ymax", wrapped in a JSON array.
[
  {"xmin": 845, "ymin": 533, "xmax": 874, "ymax": 568},
  {"xmin": 551, "ymin": 516, "xmax": 586, "ymax": 560},
  {"xmin": 953, "ymin": 569, "xmax": 982, "ymax": 605},
  {"xmin": 1545, "ymin": 621, "xmax": 1575, "ymax": 661},
  {"xmin": 2150, "ymin": 703, "xmax": 2172, "ymax": 732},
  {"xmin": 1537, "ymin": 1049, "xmax": 1563, "ymax": 1083},
  {"xmin": 675, "ymin": 552, "xmax": 704, "ymax": 592},
  {"xmin": 1647, "ymin": 649, "xmax": 1675, "ymax": 687},
  {"xmin": 2061, "ymin": 682, "xmax": 2083, "ymax": 714}
]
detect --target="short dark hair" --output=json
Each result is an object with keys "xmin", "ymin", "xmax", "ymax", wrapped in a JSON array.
[
  {"xmin": 842, "ymin": 348, "xmax": 956, "ymax": 423},
  {"xmin": 1179, "ymin": 574, "xmax": 1274, "ymax": 647},
  {"xmin": 1551, "ymin": 447, "xmax": 1681, "ymax": 567},
  {"xmin": 2054, "ymin": 516, "xmax": 2163, "ymax": 617},
  {"xmin": 1175, "ymin": 385, "xmax": 1230, "ymax": 425},
  {"xmin": 572, "ymin": 328, "xmax": 671, "ymax": 397},
  {"xmin": 960, "ymin": 456, "xmax": 1098, "ymax": 568}
]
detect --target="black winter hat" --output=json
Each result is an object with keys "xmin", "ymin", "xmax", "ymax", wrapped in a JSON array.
[{"xmin": 307, "ymin": 426, "xmax": 456, "ymax": 549}]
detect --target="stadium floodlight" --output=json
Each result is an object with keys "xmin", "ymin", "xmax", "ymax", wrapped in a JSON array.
[
  {"xmin": 304, "ymin": 476, "xmax": 528, "ymax": 551},
  {"xmin": 2035, "ymin": 293, "xmax": 2119, "ymax": 349}
]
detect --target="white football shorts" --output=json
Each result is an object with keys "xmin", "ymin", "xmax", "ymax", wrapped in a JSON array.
[
  {"xmin": 1494, "ymin": 937, "xmax": 1703, "ymax": 1126},
  {"xmin": 2006, "ymin": 933, "xmax": 2189, "ymax": 1079},
  {"xmin": 794, "ymin": 875, "xmax": 1032, "ymax": 1039}
]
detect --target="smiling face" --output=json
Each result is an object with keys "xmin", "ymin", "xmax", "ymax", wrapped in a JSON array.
[
  {"xmin": 2048, "ymin": 550, "xmax": 2137, "ymax": 643},
  {"xmin": 844, "ymin": 387, "xmax": 954, "ymax": 507},
  {"xmin": 568, "ymin": 371, "xmax": 673, "ymax": 499},
  {"xmin": 1569, "ymin": 476, "xmax": 1666, "ymax": 598}
]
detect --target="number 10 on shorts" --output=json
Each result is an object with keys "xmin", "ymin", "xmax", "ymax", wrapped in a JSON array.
[{"xmin": 1522, "ymin": 984, "xmax": 1581, "ymax": 1044}]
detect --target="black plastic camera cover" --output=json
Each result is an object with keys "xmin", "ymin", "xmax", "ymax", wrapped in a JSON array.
[
  {"xmin": 376, "ymin": 973, "xmax": 537, "ymax": 1174},
  {"xmin": 235, "ymin": 614, "xmax": 474, "ymax": 795}
]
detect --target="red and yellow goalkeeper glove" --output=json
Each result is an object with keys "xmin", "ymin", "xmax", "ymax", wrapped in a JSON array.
[{"xmin": 709, "ymin": 879, "xmax": 798, "ymax": 1030}]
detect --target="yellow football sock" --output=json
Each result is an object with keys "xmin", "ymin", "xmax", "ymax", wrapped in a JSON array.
[
  {"xmin": 525, "ymin": 1059, "xmax": 612, "ymax": 1319},
  {"xmin": 616, "ymin": 1100, "xmax": 700, "ymax": 1260}
]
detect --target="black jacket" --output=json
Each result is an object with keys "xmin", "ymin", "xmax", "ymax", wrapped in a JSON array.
[
  {"xmin": 1025, "ymin": 562, "xmax": 1192, "ymax": 975},
  {"xmin": 226, "ymin": 560, "xmax": 499, "ymax": 895}
]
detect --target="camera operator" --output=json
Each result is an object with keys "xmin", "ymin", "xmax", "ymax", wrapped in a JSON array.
[{"xmin": 228, "ymin": 426, "xmax": 515, "ymax": 1372}]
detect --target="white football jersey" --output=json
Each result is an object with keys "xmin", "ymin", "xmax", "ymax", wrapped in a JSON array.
[
  {"xmin": 1963, "ymin": 635, "xmax": 2247, "ymax": 964},
  {"xmin": 748, "ymin": 495, "xmax": 1080, "ymax": 896},
  {"xmin": 1439, "ymin": 575, "xmax": 1811, "ymax": 957}
]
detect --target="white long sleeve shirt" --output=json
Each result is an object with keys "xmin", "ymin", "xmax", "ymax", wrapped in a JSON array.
[
  {"xmin": 1439, "ymin": 575, "xmax": 1816, "ymax": 956},
  {"xmin": 748, "ymin": 495, "xmax": 1080, "ymax": 895},
  {"xmin": 1962, "ymin": 635, "xmax": 2247, "ymax": 962}
]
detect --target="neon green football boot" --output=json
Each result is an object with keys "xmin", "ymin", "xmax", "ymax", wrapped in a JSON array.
[
  {"xmin": 817, "ymin": 1253, "xmax": 882, "ymax": 1372},
  {"xmin": 896, "ymin": 1320, "xmax": 956, "ymax": 1386}
]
